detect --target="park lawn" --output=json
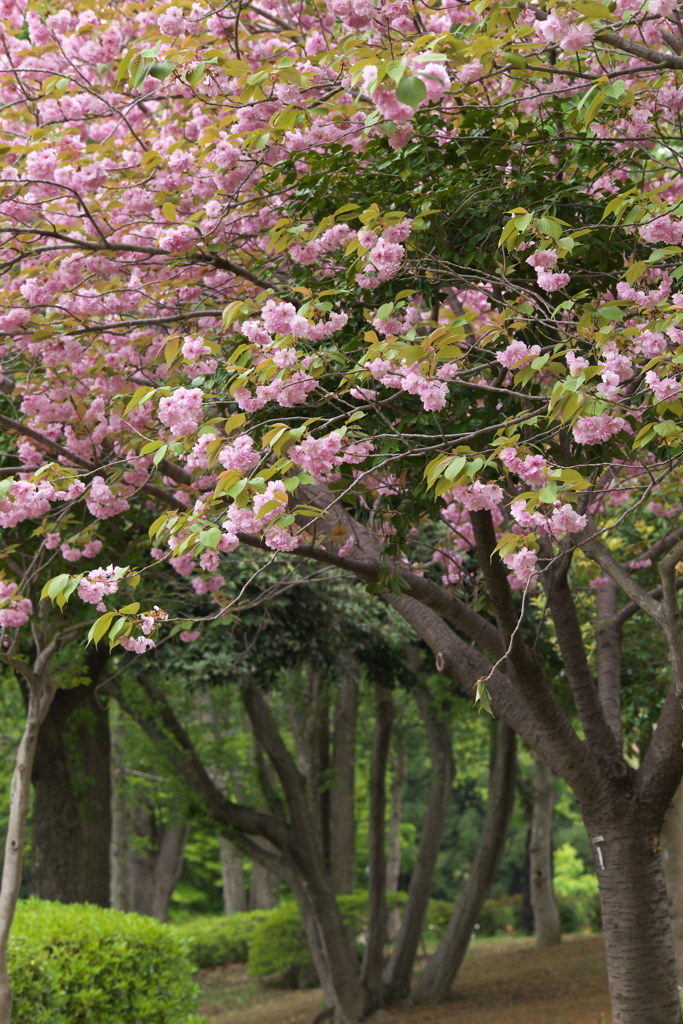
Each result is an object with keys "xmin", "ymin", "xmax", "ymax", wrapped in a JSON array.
[{"xmin": 196, "ymin": 932, "xmax": 611, "ymax": 1024}]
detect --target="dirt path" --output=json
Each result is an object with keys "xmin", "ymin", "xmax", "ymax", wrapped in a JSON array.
[{"xmin": 197, "ymin": 933, "xmax": 611, "ymax": 1024}]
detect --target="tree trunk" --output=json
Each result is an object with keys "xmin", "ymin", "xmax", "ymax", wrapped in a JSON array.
[
  {"xmin": 386, "ymin": 733, "xmax": 406, "ymax": 941},
  {"xmin": 586, "ymin": 803, "xmax": 682, "ymax": 1024},
  {"xmin": 250, "ymin": 853, "xmax": 280, "ymax": 909},
  {"xmin": 152, "ymin": 824, "xmax": 190, "ymax": 922},
  {"xmin": 242, "ymin": 680, "xmax": 366, "ymax": 1024},
  {"xmin": 361, "ymin": 685, "xmax": 394, "ymax": 1013},
  {"xmin": 529, "ymin": 752, "xmax": 561, "ymax": 948},
  {"xmin": 29, "ymin": 681, "xmax": 111, "ymax": 906},
  {"xmin": 384, "ymin": 687, "xmax": 454, "ymax": 1000},
  {"xmin": 110, "ymin": 711, "xmax": 128, "ymax": 910},
  {"xmin": 662, "ymin": 780, "xmax": 683, "ymax": 987},
  {"xmin": 219, "ymin": 836, "xmax": 248, "ymax": 914},
  {"xmin": 410, "ymin": 720, "xmax": 516, "ymax": 1005},
  {"xmin": 330, "ymin": 677, "xmax": 357, "ymax": 895},
  {"xmin": 0, "ymin": 668, "xmax": 56, "ymax": 1024}
]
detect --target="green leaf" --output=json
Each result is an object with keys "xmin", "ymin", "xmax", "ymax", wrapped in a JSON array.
[
  {"xmin": 47, "ymin": 574, "xmax": 70, "ymax": 602},
  {"xmin": 395, "ymin": 75, "xmax": 427, "ymax": 110},
  {"xmin": 148, "ymin": 60, "xmax": 176, "ymax": 82},
  {"xmin": 88, "ymin": 612, "xmax": 116, "ymax": 647}
]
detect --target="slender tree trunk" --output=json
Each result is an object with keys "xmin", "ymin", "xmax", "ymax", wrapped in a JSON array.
[
  {"xmin": 219, "ymin": 837, "xmax": 247, "ymax": 914},
  {"xmin": 386, "ymin": 734, "xmax": 406, "ymax": 941},
  {"xmin": 29, "ymin": 681, "xmax": 111, "ymax": 906},
  {"xmin": 361, "ymin": 685, "xmax": 394, "ymax": 1013},
  {"xmin": 585, "ymin": 802, "xmax": 682, "ymax": 1024},
  {"xmin": 242, "ymin": 680, "xmax": 366, "ymax": 1024},
  {"xmin": 250, "ymin": 851, "xmax": 280, "ymax": 909},
  {"xmin": 662, "ymin": 780, "xmax": 683, "ymax": 986},
  {"xmin": 330, "ymin": 677, "xmax": 357, "ymax": 895},
  {"xmin": 410, "ymin": 720, "xmax": 516, "ymax": 1005},
  {"xmin": 529, "ymin": 752, "xmax": 561, "ymax": 948},
  {"xmin": 110, "ymin": 711, "xmax": 129, "ymax": 910},
  {"xmin": 151, "ymin": 824, "xmax": 190, "ymax": 922},
  {"xmin": 384, "ymin": 688, "xmax": 454, "ymax": 1000},
  {"xmin": 0, "ymin": 669, "xmax": 56, "ymax": 1024}
]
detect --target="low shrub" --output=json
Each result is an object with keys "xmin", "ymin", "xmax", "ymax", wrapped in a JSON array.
[
  {"xmin": 248, "ymin": 891, "xmax": 407, "ymax": 988},
  {"xmin": 174, "ymin": 910, "xmax": 275, "ymax": 968},
  {"xmin": 9, "ymin": 898, "xmax": 204, "ymax": 1024}
]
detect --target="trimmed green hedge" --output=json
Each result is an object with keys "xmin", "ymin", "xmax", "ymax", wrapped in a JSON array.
[
  {"xmin": 424, "ymin": 891, "xmax": 601, "ymax": 940},
  {"xmin": 173, "ymin": 910, "xmax": 275, "ymax": 968},
  {"xmin": 248, "ymin": 891, "xmax": 407, "ymax": 988},
  {"xmin": 9, "ymin": 899, "xmax": 204, "ymax": 1024}
]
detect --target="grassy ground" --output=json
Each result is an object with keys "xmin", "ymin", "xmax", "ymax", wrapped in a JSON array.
[{"xmin": 196, "ymin": 932, "xmax": 611, "ymax": 1024}]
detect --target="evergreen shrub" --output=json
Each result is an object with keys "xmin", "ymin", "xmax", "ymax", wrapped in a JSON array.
[
  {"xmin": 248, "ymin": 891, "xmax": 407, "ymax": 988},
  {"xmin": 174, "ymin": 910, "xmax": 274, "ymax": 967},
  {"xmin": 9, "ymin": 898, "xmax": 204, "ymax": 1024}
]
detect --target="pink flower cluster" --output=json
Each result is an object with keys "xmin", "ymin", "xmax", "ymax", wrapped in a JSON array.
[
  {"xmin": 448, "ymin": 481, "xmax": 504, "ymax": 511},
  {"xmin": 289, "ymin": 223, "xmax": 353, "ymax": 265},
  {"xmin": 0, "ymin": 478, "xmax": 84, "ymax": 529},
  {"xmin": 86, "ymin": 477, "xmax": 130, "ymax": 520},
  {"xmin": 364, "ymin": 357, "xmax": 449, "ymax": 410},
  {"xmin": 535, "ymin": 12, "xmax": 595, "ymax": 53},
  {"xmin": 218, "ymin": 435, "xmax": 261, "ymax": 473},
  {"xmin": 511, "ymin": 499, "xmax": 586, "ymax": 536},
  {"xmin": 77, "ymin": 565, "xmax": 124, "ymax": 606},
  {"xmin": 639, "ymin": 215, "xmax": 683, "ymax": 245},
  {"xmin": 289, "ymin": 431, "xmax": 374, "ymax": 480},
  {"xmin": 496, "ymin": 341, "xmax": 541, "ymax": 370},
  {"xmin": 0, "ymin": 580, "xmax": 31, "ymax": 628},
  {"xmin": 645, "ymin": 370, "xmax": 681, "ymax": 403},
  {"xmin": 572, "ymin": 414, "xmax": 629, "ymax": 445},
  {"xmin": 525, "ymin": 249, "xmax": 570, "ymax": 292},
  {"xmin": 498, "ymin": 447, "xmax": 547, "ymax": 486},
  {"xmin": 158, "ymin": 387, "xmax": 204, "ymax": 437},
  {"xmin": 502, "ymin": 546, "xmax": 538, "ymax": 583}
]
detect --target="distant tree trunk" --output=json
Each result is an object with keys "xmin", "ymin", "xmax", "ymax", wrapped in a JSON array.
[
  {"xmin": 361, "ymin": 685, "xmax": 394, "ymax": 1011},
  {"xmin": 330, "ymin": 677, "xmax": 357, "ymax": 895},
  {"xmin": 219, "ymin": 837, "xmax": 248, "ymax": 914},
  {"xmin": 529, "ymin": 752, "xmax": 561, "ymax": 948},
  {"xmin": 289, "ymin": 665, "xmax": 331, "ymax": 867},
  {"xmin": 124, "ymin": 804, "xmax": 189, "ymax": 920},
  {"xmin": 384, "ymin": 687, "xmax": 454, "ymax": 1001},
  {"xmin": 110, "ymin": 711, "xmax": 128, "ymax": 910},
  {"xmin": 30, "ymin": 680, "xmax": 111, "ymax": 906},
  {"xmin": 662, "ymin": 780, "xmax": 683, "ymax": 986},
  {"xmin": 410, "ymin": 721, "xmax": 516, "ymax": 1005},
  {"xmin": 250, "ymin": 845, "xmax": 280, "ymax": 909},
  {"xmin": 386, "ymin": 733, "xmax": 406, "ymax": 940}
]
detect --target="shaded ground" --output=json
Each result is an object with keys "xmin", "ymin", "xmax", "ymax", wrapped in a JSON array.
[{"xmin": 197, "ymin": 933, "xmax": 611, "ymax": 1024}]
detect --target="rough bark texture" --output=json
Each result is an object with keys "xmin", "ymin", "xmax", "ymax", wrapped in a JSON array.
[
  {"xmin": 250, "ymin": 849, "xmax": 280, "ymax": 909},
  {"xmin": 241, "ymin": 680, "xmax": 366, "ymax": 1024},
  {"xmin": 360, "ymin": 685, "xmax": 394, "ymax": 1013},
  {"xmin": 384, "ymin": 688, "xmax": 454, "ymax": 1001},
  {"xmin": 529, "ymin": 752, "xmax": 561, "ymax": 948},
  {"xmin": 219, "ymin": 837, "xmax": 248, "ymax": 914},
  {"xmin": 410, "ymin": 720, "xmax": 516, "ymax": 1005},
  {"xmin": 585, "ymin": 801, "xmax": 681, "ymax": 1024},
  {"xmin": 30, "ymin": 682, "xmax": 111, "ymax": 906},
  {"xmin": 0, "ymin": 650, "xmax": 57, "ymax": 1024},
  {"xmin": 123, "ymin": 803, "xmax": 189, "ymax": 920},
  {"xmin": 660, "ymin": 781, "xmax": 683, "ymax": 987},
  {"xmin": 330, "ymin": 677, "xmax": 357, "ymax": 895},
  {"xmin": 386, "ymin": 733, "xmax": 406, "ymax": 941}
]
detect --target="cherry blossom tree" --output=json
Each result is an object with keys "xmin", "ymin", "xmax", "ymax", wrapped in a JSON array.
[{"xmin": 4, "ymin": 0, "xmax": 683, "ymax": 1020}]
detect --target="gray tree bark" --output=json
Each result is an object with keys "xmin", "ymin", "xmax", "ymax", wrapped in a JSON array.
[
  {"xmin": 529, "ymin": 752, "xmax": 561, "ymax": 948},
  {"xmin": 383, "ymin": 687, "xmax": 454, "ymax": 1001},
  {"xmin": 219, "ymin": 837, "xmax": 248, "ymax": 914},
  {"xmin": 330, "ymin": 677, "xmax": 357, "ymax": 895},
  {"xmin": 0, "ymin": 636, "xmax": 58, "ymax": 1024},
  {"xmin": 250, "ymin": 848, "xmax": 280, "ymax": 909},
  {"xmin": 386, "ymin": 733, "xmax": 406, "ymax": 941},
  {"xmin": 661, "ymin": 781, "xmax": 683, "ymax": 987},
  {"xmin": 410, "ymin": 720, "xmax": 516, "ymax": 1005}
]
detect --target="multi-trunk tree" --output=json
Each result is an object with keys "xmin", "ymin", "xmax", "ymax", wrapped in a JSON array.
[{"xmin": 2, "ymin": 0, "xmax": 683, "ymax": 1021}]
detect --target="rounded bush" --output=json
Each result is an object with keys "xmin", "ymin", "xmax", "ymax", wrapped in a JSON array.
[
  {"xmin": 9, "ymin": 898, "xmax": 204, "ymax": 1024},
  {"xmin": 174, "ymin": 910, "xmax": 275, "ymax": 968}
]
